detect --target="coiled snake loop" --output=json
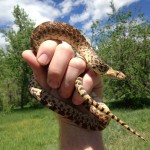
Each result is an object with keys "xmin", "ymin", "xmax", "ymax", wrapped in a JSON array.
[{"xmin": 29, "ymin": 21, "xmax": 145, "ymax": 141}]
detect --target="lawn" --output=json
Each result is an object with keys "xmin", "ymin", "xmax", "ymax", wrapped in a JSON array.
[{"xmin": 0, "ymin": 107, "xmax": 149, "ymax": 150}]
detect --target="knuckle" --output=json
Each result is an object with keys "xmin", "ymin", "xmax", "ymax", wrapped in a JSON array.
[
  {"xmin": 84, "ymin": 74, "xmax": 93, "ymax": 85},
  {"xmin": 57, "ymin": 42, "xmax": 74, "ymax": 57},
  {"xmin": 48, "ymin": 68, "xmax": 61, "ymax": 79},
  {"xmin": 87, "ymin": 78, "xmax": 93, "ymax": 86},
  {"xmin": 47, "ymin": 71, "xmax": 61, "ymax": 89},
  {"xmin": 69, "ymin": 57, "xmax": 86, "ymax": 73},
  {"xmin": 39, "ymin": 40, "xmax": 56, "ymax": 51},
  {"xmin": 38, "ymin": 40, "xmax": 60, "ymax": 56}
]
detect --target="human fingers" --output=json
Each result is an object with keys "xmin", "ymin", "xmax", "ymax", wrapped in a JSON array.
[
  {"xmin": 72, "ymin": 69, "xmax": 103, "ymax": 105},
  {"xmin": 22, "ymin": 50, "xmax": 49, "ymax": 89},
  {"xmin": 59, "ymin": 56, "xmax": 86, "ymax": 99},
  {"xmin": 36, "ymin": 40, "xmax": 61, "ymax": 66},
  {"xmin": 23, "ymin": 40, "xmax": 60, "ymax": 87},
  {"xmin": 47, "ymin": 42, "xmax": 74, "ymax": 89}
]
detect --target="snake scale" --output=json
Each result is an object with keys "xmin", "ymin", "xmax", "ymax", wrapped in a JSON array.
[{"xmin": 29, "ymin": 21, "xmax": 145, "ymax": 140}]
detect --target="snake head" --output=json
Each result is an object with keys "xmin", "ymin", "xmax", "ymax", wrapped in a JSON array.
[
  {"xmin": 116, "ymin": 71, "xmax": 126, "ymax": 80},
  {"xmin": 105, "ymin": 68, "xmax": 126, "ymax": 80}
]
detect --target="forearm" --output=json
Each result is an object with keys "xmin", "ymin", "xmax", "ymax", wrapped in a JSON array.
[
  {"xmin": 59, "ymin": 119, "xmax": 105, "ymax": 150},
  {"xmin": 22, "ymin": 43, "xmax": 105, "ymax": 150}
]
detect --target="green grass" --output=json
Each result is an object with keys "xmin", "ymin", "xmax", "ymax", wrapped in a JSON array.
[
  {"xmin": 0, "ymin": 108, "xmax": 149, "ymax": 150},
  {"xmin": 103, "ymin": 108, "xmax": 150, "ymax": 150},
  {"xmin": 0, "ymin": 108, "xmax": 59, "ymax": 150}
]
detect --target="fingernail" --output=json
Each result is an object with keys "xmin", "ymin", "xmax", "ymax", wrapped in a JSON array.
[{"xmin": 37, "ymin": 54, "xmax": 48, "ymax": 65}]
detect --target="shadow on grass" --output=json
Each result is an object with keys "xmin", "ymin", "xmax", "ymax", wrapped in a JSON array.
[{"xmin": 106, "ymin": 98, "xmax": 150, "ymax": 109}]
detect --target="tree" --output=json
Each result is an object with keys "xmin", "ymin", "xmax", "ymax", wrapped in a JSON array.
[
  {"xmin": 0, "ymin": 5, "xmax": 35, "ymax": 110},
  {"xmin": 91, "ymin": 3, "xmax": 150, "ymax": 108}
]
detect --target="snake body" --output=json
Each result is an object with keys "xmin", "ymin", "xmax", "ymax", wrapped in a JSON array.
[
  {"xmin": 30, "ymin": 21, "xmax": 144, "ymax": 140},
  {"xmin": 29, "ymin": 76, "xmax": 110, "ymax": 130}
]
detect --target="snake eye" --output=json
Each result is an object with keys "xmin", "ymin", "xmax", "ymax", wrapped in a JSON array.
[{"xmin": 116, "ymin": 72, "xmax": 120, "ymax": 78}]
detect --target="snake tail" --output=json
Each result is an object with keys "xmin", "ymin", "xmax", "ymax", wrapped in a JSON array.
[
  {"xmin": 75, "ymin": 77, "xmax": 145, "ymax": 141},
  {"xmin": 103, "ymin": 111, "xmax": 145, "ymax": 141}
]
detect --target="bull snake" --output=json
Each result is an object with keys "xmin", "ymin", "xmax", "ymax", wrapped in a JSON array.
[{"xmin": 29, "ymin": 21, "xmax": 145, "ymax": 140}]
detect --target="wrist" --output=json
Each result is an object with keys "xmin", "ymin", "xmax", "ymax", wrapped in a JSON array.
[{"xmin": 58, "ymin": 117, "xmax": 105, "ymax": 150}]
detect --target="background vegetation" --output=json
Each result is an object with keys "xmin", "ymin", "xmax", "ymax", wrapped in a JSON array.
[
  {"xmin": 0, "ymin": 3, "xmax": 149, "ymax": 150},
  {"xmin": 91, "ymin": 2, "xmax": 150, "ymax": 108},
  {"xmin": 0, "ymin": 5, "xmax": 34, "ymax": 111},
  {"xmin": 0, "ymin": 4, "xmax": 149, "ymax": 111}
]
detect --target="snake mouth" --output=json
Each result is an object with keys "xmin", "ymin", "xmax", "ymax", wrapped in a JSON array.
[{"xmin": 116, "ymin": 71, "xmax": 126, "ymax": 80}]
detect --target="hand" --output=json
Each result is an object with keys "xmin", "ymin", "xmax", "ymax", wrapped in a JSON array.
[
  {"xmin": 22, "ymin": 40, "xmax": 104, "ymax": 150},
  {"xmin": 22, "ymin": 40, "xmax": 103, "ymax": 105}
]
